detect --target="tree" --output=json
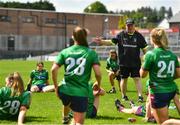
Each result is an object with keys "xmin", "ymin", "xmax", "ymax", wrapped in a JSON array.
[
  {"xmin": 167, "ymin": 7, "xmax": 173, "ymax": 19},
  {"xmin": 118, "ymin": 15, "xmax": 127, "ymax": 29},
  {"xmin": 0, "ymin": 0, "xmax": 55, "ymax": 11},
  {"xmin": 84, "ymin": 1, "xmax": 108, "ymax": 13},
  {"xmin": 158, "ymin": 6, "xmax": 166, "ymax": 20}
]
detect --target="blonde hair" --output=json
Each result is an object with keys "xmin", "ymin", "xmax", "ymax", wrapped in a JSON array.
[
  {"xmin": 5, "ymin": 73, "xmax": 14, "ymax": 87},
  {"xmin": 150, "ymin": 28, "xmax": 168, "ymax": 49},
  {"xmin": 73, "ymin": 26, "xmax": 89, "ymax": 47},
  {"xmin": 11, "ymin": 72, "xmax": 25, "ymax": 97}
]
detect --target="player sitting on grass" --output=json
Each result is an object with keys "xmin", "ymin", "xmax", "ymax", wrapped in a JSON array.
[
  {"xmin": 0, "ymin": 72, "xmax": 31, "ymax": 125},
  {"xmin": 27, "ymin": 61, "xmax": 54, "ymax": 92}
]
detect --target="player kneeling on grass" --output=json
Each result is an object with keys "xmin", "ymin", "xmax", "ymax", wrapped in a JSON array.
[
  {"xmin": 51, "ymin": 26, "xmax": 102, "ymax": 124},
  {"xmin": 0, "ymin": 72, "xmax": 31, "ymax": 125},
  {"xmin": 68, "ymin": 81, "xmax": 105, "ymax": 121},
  {"xmin": 106, "ymin": 49, "xmax": 120, "ymax": 94},
  {"xmin": 27, "ymin": 61, "xmax": 54, "ymax": 92},
  {"xmin": 140, "ymin": 28, "xmax": 180, "ymax": 124}
]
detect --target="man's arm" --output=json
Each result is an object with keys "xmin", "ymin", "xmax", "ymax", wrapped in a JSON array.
[
  {"xmin": 93, "ymin": 37, "xmax": 114, "ymax": 46},
  {"xmin": 140, "ymin": 68, "xmax": 148, "ymax": 78},
  {"xmin": 142, "ymin": 46, "xmax": 148, "ymax": 54}
]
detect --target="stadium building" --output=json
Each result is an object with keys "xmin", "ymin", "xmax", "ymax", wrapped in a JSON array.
[{"xmin": 0, "ymin": 8, "xmax": 122, "ymax": 59}]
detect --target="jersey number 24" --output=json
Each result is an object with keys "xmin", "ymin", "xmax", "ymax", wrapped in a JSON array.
[{"xmin": 157, "ymin": 60, "xmax": 175, "ymax": 78}]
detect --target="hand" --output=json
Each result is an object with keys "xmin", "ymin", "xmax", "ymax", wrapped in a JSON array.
[
  {"xmin": 115, "ymin": 69, "xmax": 120, "ymax": 76},
  {"xmin": 93, "ymin": 82, "xmax": 100, "ymax": 91},
  {"xmin": 92, "ymin": 37, "xmax": 102, "ymax": 45}
]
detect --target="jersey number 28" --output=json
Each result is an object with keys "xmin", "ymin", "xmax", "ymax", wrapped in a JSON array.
[
  {"xmin": 0, "ymin": 100, "xmax": 20, "ymax": 115},
  {"xmin": 65, "ymin": 57, "xmax": 86, "ymax": 75}
]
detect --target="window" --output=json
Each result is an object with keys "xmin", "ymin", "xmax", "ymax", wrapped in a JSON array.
[
  {"xmin": 0, "ymin": 15, "xmax": 11, "ymax": 22},
  {"xmin": 67, "ymin": 19, "xmax": 78, "ymax": 25},
  {"xmin": 22, "ymin": 16, "xmax": 35, "ymax": 23},
  {"xmin": 45, "ymin": 18, "xmax": 57, "ymax": 24},
  {"xmin": 58, "ymin": 19, "xmax": 66, "ymax": 24},
  {"xmin": 45, "ymin": 18, "xmax": 78, "ymax": 25}
]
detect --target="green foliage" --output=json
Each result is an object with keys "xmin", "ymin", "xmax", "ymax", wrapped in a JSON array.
[
  {"xmin": 118, "ymin": 15, "xmax": 127, "ymax": 30},
  {"xmin": 84, "ymin": 1, "xmax": 108, "ymax": 13},
  {"xmin": 0, "ymin": 60, "xmax": 179, "ymax": 124},
  {"xmin": 167, "ymin": 7, "xmax": 173, "ymax": 18},
  {"xmin": 115, "ymin": 6, "xmax": 173, "ymax": 28},
  {"xmin": 0, "ymin": 0, "xmax": 55, "ymax": 11}
]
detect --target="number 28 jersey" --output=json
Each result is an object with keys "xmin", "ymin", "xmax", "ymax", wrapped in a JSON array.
[
  {"xmin": 55, "ymin": 45, "xmax": 100, "ymax": 97},
  {"xmin": 0, "ymin": 87, "xmax": 31, "ymax": 118},
  {"xmin": 143, "ymin": 48, "xmax": 179, "ymax": 94}
]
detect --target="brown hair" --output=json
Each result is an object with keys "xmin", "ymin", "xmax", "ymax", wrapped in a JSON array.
[
  {"xmin": 11, "ymin": 72, "xmax": 25, "ymax": 96},
  {"xmin": 73, "ymin": 26, "xmax": 89, "ymax": 47},
  {"xmin": 109, "ymin": 49, "xmax": 118, "ymax": 60},
  {"xmin": 36, "ymin": 61, "xmax": 44, "ymax": 66},
  {"xmin": 150, "ymin": 28, "xmax": 168, "ymax": 49}
]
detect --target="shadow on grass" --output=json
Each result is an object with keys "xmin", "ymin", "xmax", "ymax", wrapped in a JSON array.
[
  {"xmin": 25, "ymin": 116, "xmax": 50, "ymax": 123},
  {"xmin": 94, "ymin": 115, "xmax": 123, "ymax": 120},
  {"xmin": 0, "ymin": 117, "xmax": 17, "ymax": 122},
  {"xmin": 169, "ymin": 116, "xmax": 180, "ymax": 119}
]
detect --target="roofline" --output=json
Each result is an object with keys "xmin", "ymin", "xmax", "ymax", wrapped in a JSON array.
[{"xmin": 0, "ymin": 7, "xmax": 123, "ymax": 17}]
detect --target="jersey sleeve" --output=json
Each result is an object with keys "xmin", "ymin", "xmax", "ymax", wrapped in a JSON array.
[
  {"xmin": 142, "ymin": 51, "xmax": 154, "ymax": 70},
  {"xmin": 92, "ymin": 51, "xmax": 100, "ymax": 65},
  {"xmin": 175, "ymin": 56, "xmax": 180, "ymax": 68},
  {"xmin": 21, "ymin": 91, "xmax": 31, "ymax": 109},
  {"xmin": 45, "ymin": 70, "xmax": 49, "ymax": 80},
  {"xmin": 30, "ymin": 70, "xmax": 34, "ymax": 79},
  {"xmin": 0, "ymin": 88, "xmax": 3, "ymax": 100},
  {"xmin": 137, "ymin": 33, "xmax": 148, "ymax": 49},
  {"xmin": 106, "ymin": 58, "xmax": 110, "ymax": 70},
  {"xmin": 55, "ymin": 51, "xmax": 65, "ymax": 65},
  {"xmin": 111, "ymin": 32, "xmax": 121, "ymax": 45}
]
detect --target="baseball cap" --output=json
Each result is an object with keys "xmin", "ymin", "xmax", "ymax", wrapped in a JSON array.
[{"xmin": 126, "ymin": 18, "xmax": 134, "ymax": 25}]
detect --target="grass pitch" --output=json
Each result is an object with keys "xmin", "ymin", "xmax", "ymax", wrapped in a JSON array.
[{"xmin": 0, "ymin": 60, "xmax": 179, "ymax": 124}]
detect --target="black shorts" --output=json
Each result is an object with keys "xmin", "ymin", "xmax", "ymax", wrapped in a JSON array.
[
  {"xmin": 150, "ymin": 92, "xmax": 176, "ymax": 108},
  {"xmin": 59, "ymin": 92, "xmax": 88, "ymax": 112},
  {"xmin": 120, "ymin": 66, "xmax": 140, "ymax": 78},
  {"xmin": 35, "ymin": 84, "xmax": 47, "ymax": 91}
]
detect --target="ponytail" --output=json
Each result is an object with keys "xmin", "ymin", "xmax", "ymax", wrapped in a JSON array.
[
  {"xmin": 150, "ymin": 28, "xmax": 168, "ymax": 49},
  {"xmin": 73, "ymin": 26, "xmax": 89, "ymax": 47}
]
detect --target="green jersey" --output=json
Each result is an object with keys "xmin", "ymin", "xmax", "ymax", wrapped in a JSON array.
[
  {"xmin": 55, "ymin": 45, "xmax": 100, "ymax": 97},
  {"xmin": 142, "ymin": 47, "xmax": 179, "ymax": 94},
  {"xmin": 30, "ymin": 69, "xmax": 49, "ymax": 85},
  {"xmin": 0, "ymin": 87, "xmax": 31, "ymax": 118},
  {"xmin": 106, "ymin": 57, "xmax": 119, "ymax": 72},
  {"xmin": 86, "ymin": 82, "xmax": 95, "ymax": 118}
]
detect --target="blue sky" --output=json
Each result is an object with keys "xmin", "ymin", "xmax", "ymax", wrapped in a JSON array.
[{"xmin": 3, "ymin": 0, "xmax": 180, "ymax": 15}]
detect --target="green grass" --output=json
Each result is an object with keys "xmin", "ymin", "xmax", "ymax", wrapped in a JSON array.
[{"xmin": 0, "ymin": 60, "xmax": 179, "ymax": 124}]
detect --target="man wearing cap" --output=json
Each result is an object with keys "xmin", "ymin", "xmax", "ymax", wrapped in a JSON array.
[{"xmin": 93, "ymin": 18, "xmax": 147, "ymax": 102}]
